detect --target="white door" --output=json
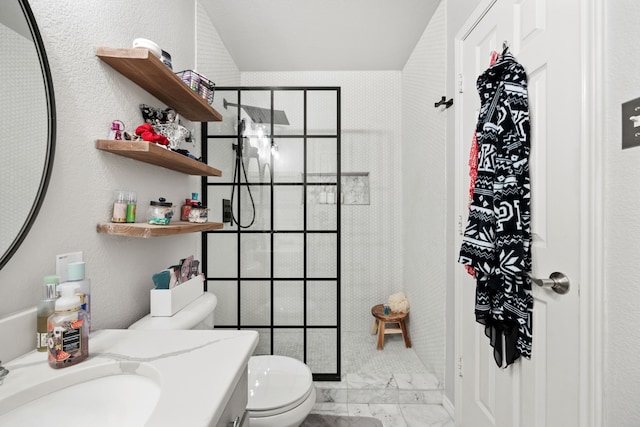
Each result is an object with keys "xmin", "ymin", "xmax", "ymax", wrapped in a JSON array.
[{"xmin": 455, "ymin": 0, "xmax": 582, "ymax": 426}]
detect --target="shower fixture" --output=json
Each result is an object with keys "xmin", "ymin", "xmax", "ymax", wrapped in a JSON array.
[
  {"xmin": 270, "ymin": 140, "xmax": 279, "ymax": 159},
  {"xmin": 232, "ymin": 119, "xmax": 259, "ymax": 160},
  {"xmin": 203, "ymin": 86, "xmax": 342, "ymax": 381},
  {"xmin": 230, "ymin": 118, "xmax": 257, "ymax": 229},
  {"xmin": 223, "ymin": 98, "xmax": 290, "ymax": 125}
]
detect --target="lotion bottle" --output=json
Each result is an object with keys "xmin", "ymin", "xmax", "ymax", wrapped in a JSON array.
[
  {"xmin": 36, "ymin": 275, "xmax": 59, "ymax": 352},
  {"xmin": 62, "ymin": 262, "xmax": 91, "ymax": 332},
  {"xmin": 47, "ymin": 283, "xmax": 89, "ymax": 369}
]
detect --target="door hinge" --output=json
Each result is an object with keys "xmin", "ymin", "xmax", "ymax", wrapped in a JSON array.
[
  {"xmin": 457, "ymin": 357, "xmax": 464, "ymax": 377},
  {"xmin": 457, "ymin": 74, "xmax": 464, "ymax": 93},
  {"xmin": 458, "ymin": 215, "xmax": 464, "ymax": 236}
]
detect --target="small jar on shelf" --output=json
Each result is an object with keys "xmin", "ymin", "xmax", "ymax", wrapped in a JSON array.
[{"xmin": 147, "ymin": 197, "xmax": 174, "ymax": 225}]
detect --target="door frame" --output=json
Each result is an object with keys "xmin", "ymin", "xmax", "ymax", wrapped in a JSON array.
[{"xmin": 452, "ymin": 0, "xmax": 604, "ymax": 425}]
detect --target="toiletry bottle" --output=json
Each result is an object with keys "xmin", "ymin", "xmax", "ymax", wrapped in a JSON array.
[
  {"xmin": 319, "ymin": 186, "xmax": 327, "ymax": 204},
  {"xmin": 181, "ymin": 198, "xmax": 191, "ymax": 221},
  {"xmin": 47, "ymin": 283, "xmax": 89, "ymax": 369},
  {"xmin": 126, "ymin": 191, "xmax": 137, "ymax": 223},
  {"xmin": 327, "ymin": 187, "xmax": 336, "ymax": 204},
  {"xmin": 37, "ymin": 275, "xmax": 59, "ymax": 352},
  {"xmin": 111, "ymin": 190, "xmax": 127, "ymax": 223},
  {"xmin": 62, "ymin": 261, "xmax": 91, "ymax": 333}
]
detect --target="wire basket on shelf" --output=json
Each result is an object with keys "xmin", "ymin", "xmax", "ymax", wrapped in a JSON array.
[{"xmin": 175, "ymin": 70, "xmax": 215, "ymax": 105}]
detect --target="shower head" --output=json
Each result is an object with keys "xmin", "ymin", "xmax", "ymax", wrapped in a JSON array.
[{"xmin": 223, "ymin": 98, "xmax": 290, "ymax": 125}]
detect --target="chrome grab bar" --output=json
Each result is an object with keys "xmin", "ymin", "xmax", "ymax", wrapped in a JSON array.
[{"xmin": 528, "ymin": 272, "xmax": 570, "ymax": 295}]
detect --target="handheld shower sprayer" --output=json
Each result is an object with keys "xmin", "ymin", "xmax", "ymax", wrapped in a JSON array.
[{"xmin": 230, "ymin": 117, "xmax": 257, "ymax": 228}]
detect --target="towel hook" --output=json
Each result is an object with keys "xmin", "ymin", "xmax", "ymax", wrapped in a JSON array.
[{"xmin": 434, "ymin": 96, "xmax": 453, "ymax": 109}]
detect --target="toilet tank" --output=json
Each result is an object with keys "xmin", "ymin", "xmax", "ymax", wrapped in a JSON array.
[{"xmin": 129, "ymin": 292, "xmax": 217, "ymax": 330}]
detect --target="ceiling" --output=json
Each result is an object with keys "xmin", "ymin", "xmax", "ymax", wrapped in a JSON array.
[{"xmin": 200, "ymin": 0, "xmax": 441, "ymax": 71}]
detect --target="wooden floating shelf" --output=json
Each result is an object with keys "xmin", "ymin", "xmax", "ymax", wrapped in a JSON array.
[
  {"xmin": 96, "ymin": 46, "xmax": 222, "ymax": 122},
  {"xmin": 96, "ymin": 140, "xmax": 222, "ymax": 176},
  {"xmin": 97, "ymin": 221, "xmax": 224, "ymax": 238}
]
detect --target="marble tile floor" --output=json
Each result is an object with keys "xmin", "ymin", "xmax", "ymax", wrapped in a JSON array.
[{"xmin": 309, "ymin": 332, "xmax": 454, "ymax": 427}]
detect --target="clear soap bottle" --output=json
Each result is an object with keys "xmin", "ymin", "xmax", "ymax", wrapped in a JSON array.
[
  {"xmin": 112, "ymin": 190, "xmax": 127, "ymax": 223},
  {"xmin": 37, "ymin": 275, "xmax": 59, "ymax": 352},
  {"xmin": 47, "ymin": 283, "xmax": 89, "ymax": 369}
]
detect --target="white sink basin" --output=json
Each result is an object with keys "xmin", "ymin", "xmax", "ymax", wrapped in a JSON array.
[
  {"xmin": 0, "ymin": 329, "xmax": 258, "ymax": 427},
  {"xmin": 0, "ymin": 367, "xmax": 160, "ymax": 426}
]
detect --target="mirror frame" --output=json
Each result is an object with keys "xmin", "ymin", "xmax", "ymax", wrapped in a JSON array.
[{"xmin": 0, "ymin": 0, "xmax": 56, "ymax": 270}]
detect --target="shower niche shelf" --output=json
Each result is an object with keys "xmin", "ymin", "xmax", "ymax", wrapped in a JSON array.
[
  {"xmin": 96, "ymin": 140, "xmax": 222, "ymax": 176},
  {"xmin": 97, "ymin": 221, "xmax": 223, "ymax": 238},
  {"xmin": 96, "ymin": 46, "xmax": 223, "ymax": 122}
]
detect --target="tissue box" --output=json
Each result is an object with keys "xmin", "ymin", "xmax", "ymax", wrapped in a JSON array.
[{"xmin": 150, "ymin": 275, "xmax": 204, "ymax": 316}]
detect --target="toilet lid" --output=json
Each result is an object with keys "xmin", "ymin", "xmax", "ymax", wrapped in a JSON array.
[{"xmin": 247, "ymin": 355, "xmax": 313, "ymax": 416}]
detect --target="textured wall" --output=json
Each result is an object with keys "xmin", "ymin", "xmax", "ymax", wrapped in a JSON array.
[
  {"xmin": 402, "ymin": 1, "xmax": 447, "ymax": 383},
  {"xmin": 196, "ymin": 2, "xmax": 240, "ymax": 87},
  {"xmin": 241, "ymin": 71, "xmax": 404, "ymax": 334},
  {"xmin": 0, "ymin": 0, "xmax": 237, "ymax": 361},
  {"xmin": 604, "ymin": 1, "xmax": 640, "ymax": 424}
]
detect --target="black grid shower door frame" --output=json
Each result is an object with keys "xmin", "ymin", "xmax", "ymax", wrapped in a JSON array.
[{"xmin": 201, "ymin": 86, "xmax": 341, "ymax": 381}]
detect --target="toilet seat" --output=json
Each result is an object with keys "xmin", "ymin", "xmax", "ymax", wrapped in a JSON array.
[{"xmin": 247, "ymin": 355, "xmax": 314, "ymax": 418}]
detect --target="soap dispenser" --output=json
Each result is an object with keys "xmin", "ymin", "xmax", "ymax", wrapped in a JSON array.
[{"xmin": 47, "ymin": 283, "xmax": 89, "ymax": 369}]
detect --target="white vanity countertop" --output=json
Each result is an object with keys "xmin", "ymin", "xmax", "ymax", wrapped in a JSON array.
[{"xmin": 0, "ymin": 329, "xmax": 259, "ymax": 426}]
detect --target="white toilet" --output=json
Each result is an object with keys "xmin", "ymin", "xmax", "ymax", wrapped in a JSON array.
[{"xmin": 129, "ymin": 293, "xmax": 316, "ymax": 427}]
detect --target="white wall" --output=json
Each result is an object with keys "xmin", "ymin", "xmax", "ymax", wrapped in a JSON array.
[
  {"xmin": 604, "ymin": 1, "xmax": 640, "ymax": 424},
  {"xmin": 402, "ymin": 1, "xmax": 447, "ymax": 382},
  {"xmin": 241, "ymin": 71, "xmax": 404, "ymax": 334},
  {"xmin": 196, "ymin": 1, "xmax": 241, "ymax": 87},
  {"xmin": 0, "ymin": 0, "xmax": 237, "ymax": 362}
]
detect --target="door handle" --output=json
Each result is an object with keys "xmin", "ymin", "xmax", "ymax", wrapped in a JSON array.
[{"xmin": 528, "ymin": 272, "xmax": 570, "ymax": 295}]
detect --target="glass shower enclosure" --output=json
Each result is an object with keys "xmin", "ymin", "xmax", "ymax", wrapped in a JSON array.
[{"xmin": 202, "ymin": 87, "xmax": 341, "ymax": 381}]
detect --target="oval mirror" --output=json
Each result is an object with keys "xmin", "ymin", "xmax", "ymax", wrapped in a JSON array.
[{"xmin": 0, "ymin": 0, "xmax": 56, "ymax": 270}]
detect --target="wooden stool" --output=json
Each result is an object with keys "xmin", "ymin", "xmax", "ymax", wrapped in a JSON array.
[{"xmin": 370, "ymin": 304, "xmax": 411, "ymax": 350}]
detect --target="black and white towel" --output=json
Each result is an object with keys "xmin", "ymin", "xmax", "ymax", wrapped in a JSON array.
[{"xmin": 459, "ymin": 50, "xmax": 533, "ymax": 367}]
